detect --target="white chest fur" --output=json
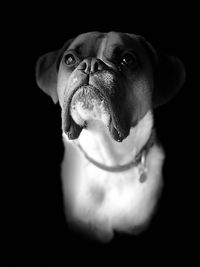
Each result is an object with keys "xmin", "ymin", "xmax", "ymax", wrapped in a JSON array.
[{"xmin": 61, "ymin": 111, "xmax": 165, "ymax": 235}]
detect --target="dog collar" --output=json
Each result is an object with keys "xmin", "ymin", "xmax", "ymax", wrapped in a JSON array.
[{"xmin": 74, "ymin": 132, "xmax": 154, "ymax": 179}]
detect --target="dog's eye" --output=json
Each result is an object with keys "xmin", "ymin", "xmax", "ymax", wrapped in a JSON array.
[
  {"xmin": 64, "ymin": 53, "xmax": 76, "ymax": 66},
  {"xmin": 120, "ymin": 52, "xmax": 138, "ymax": 68}
]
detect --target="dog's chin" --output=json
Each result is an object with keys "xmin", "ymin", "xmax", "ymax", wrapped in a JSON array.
[{"xmin": 63, "ymin": 85, "xmax": 130, "ymax": 142}]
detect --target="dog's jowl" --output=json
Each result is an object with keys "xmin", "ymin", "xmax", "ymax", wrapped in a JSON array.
[{"xmin": 36, "ymin": 31, "xmax": 185, "ymax": 241}]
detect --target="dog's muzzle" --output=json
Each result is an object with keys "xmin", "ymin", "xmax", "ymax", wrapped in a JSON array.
[{"xmin": 61, "ymin": 58, "xmax": 131, "ymax": 142}]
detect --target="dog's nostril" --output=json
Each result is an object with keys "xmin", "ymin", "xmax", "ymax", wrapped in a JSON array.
[
  {"xmin": 79, "ymin": 61, "xmax": 87, "ymax": 71},
  {"xmin": 78, "ymin": 60, "xmax": 91, "ymax": 74},
  {"xmin": 91, "ymin": 59, "xmax": 103, "ymax": 73},
  {"xmin": 78, "ymin": 58, "xmax": 104, "ymax": 74},
  {"xmin": 92, "ymin": 61, "xmax": 99, "ymax": 72}
]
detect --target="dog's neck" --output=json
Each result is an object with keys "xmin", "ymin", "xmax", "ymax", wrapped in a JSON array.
[{"xmin": 72, "ymin": 111, "xmax": 153, "ymax": 167}]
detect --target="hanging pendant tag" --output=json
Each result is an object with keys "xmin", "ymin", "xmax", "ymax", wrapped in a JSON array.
[
  {"xmin": 139, "ymin": 153, "xmax": 148, "ymax": 183},
  {"xmin": 139, "ymin": 171, "xmax": 147, "ymax": 183}
]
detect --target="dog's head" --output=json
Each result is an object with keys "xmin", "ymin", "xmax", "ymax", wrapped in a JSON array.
[{"xmin": 36, "ymin": 31, "xmax": 185, "ymax": 142}]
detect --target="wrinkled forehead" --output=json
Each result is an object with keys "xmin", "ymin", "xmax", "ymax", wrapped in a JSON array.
[{"xmin": 67, "ymin": 31, "xmax": 142, "ymax": 57}]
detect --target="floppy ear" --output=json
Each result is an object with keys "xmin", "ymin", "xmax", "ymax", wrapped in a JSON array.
[
  {"xmin": 36, "ymin": 50, "xmax": 60, "ymax": 103},
  {"xmin": 140, "ymin": 37, "xmax": 186, "ymax": 107},
  {"xmin": 153, "ymin": 53, "xmax": 186, "ymax": 107},
  {"xmin": 35, "ymin": 38, "xmax": 74, "ymax": 103}
]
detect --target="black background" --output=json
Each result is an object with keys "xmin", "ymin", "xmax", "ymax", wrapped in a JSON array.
[{"xmin": 8, "ymin": 2, "xmax": 197, "ymax": 265}]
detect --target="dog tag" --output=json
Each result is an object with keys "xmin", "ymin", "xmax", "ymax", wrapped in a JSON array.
[
  {"xmin": 139, "ymin": 171, "xmax": 147, "ymax": 183},
  {"xmin": 139, "ymin": 153, "xmax": 147, "ymax": 183}
]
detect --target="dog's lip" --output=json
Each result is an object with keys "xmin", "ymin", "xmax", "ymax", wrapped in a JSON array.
[
  {"xmin": 62, "ymin": 85, "xmax": 85, "ymax": 133},
  {"xmin": 62, "ymin": 84, "xmax": 130, "ymax": 142}
]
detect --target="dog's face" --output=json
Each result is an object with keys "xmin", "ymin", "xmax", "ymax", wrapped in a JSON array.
[
  {"xmin": 58, "ymin": 32, "xmax": 154, "ymax": 141},
  {"xmin": 36, "ymin": 31, "xmax": 185, "ymax": 142}
]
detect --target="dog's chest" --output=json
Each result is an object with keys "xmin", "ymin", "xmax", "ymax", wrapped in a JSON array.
[
  {"xmin": 78, "ymin": 162, "xmax": 141, "ymax": 208},
  {"xmin": 62, "ymin": 142, "xmax": 164, "ymax": 227}
]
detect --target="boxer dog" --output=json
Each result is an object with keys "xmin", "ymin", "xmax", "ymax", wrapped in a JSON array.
[{"xmin": 36, "ymin": 31, "xmax": 185, "ymax": 241}]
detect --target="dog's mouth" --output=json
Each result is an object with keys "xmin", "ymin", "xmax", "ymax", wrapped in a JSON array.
[{"xmin": 62, "ymin": 85, "xmax": 130, "ymax": 142}]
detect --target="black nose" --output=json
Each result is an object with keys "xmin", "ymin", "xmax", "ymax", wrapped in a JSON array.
[{"xmin": 78, "ymin": 58, "xmax": 106, "ymax": 74}]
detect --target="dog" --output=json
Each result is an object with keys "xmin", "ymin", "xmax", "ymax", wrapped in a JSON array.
[{"xmin": 36, "ymin": 31, "xmax": 185, "ymax": 241}]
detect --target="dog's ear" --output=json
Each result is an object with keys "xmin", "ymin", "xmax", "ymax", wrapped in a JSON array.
[
  {"xmin": 36, "ymin": 50, "xmax": 60, "ymax": 103},
  {"xmin": 153, "ymin": 53, "xmax": 186, "ymax": 107},
  {"xmin": 35, "ymin": 38, "xmax": 74, "ymax": 103},
  {"xmin": 140, "ymin": 37, "xmax": 186, "ymax": 107}
]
